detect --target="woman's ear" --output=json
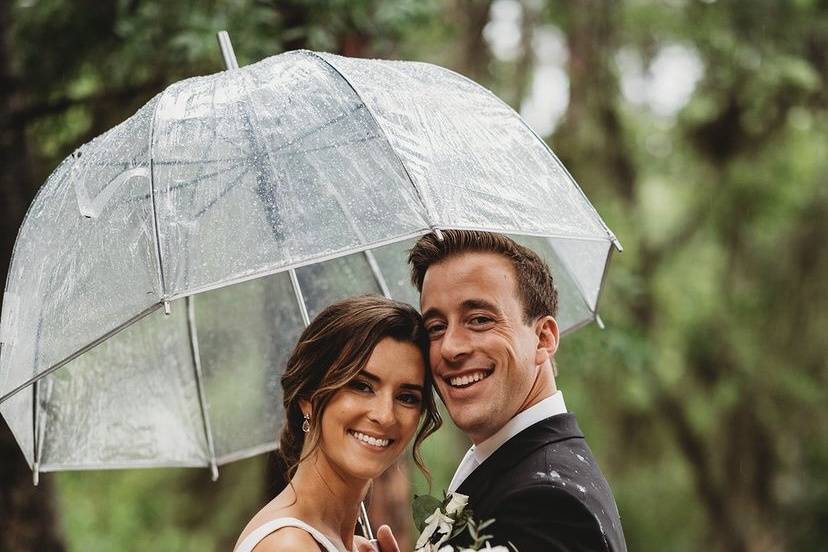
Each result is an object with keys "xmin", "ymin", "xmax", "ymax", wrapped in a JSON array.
[
  {"xmin": 534, "ymin": 315, "xmax": 559, "ymax": 366},
  {"xmin": 298, "ymin": 398, "xmax": 312, "ymax": 418}
]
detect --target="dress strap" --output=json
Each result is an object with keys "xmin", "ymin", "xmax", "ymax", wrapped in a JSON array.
[{"xmin": 234, "ymin": 517, "xmax": 341, "ymax": 552}]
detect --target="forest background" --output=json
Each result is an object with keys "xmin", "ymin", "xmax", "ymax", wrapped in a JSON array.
[{"xmin": 1, "ymin": 1, "xmax": 826, "ymax": 551}]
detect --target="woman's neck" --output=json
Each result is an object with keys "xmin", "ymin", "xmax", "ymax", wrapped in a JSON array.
[{"xmin": 289, "ymin": 451, "xmax": 370, "ymax": 549}]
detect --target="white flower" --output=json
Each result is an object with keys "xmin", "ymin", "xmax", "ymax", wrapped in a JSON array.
[
  {"xmin": 444, "ymin": 492, "xmax": 469, "ymax": 515},
  {"xmin": 415, "ymin": 508, "xmax": 455, "ymax": 549},
  {"xmin": 416, "ymin": 543, "xmax": 456, "ymax": 552},
  {"xmin": 430, "ymin": 509, "xmax": 455, "ymax": 536}
]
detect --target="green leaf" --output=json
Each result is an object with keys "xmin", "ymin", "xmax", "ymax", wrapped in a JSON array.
[{"xmin": 412, "ymin": 494, "xmax": 442, "ymax": 532}]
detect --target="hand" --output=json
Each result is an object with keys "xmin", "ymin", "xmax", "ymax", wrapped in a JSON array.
[
  {"xmin": 353, "ymin": 525, "xmax": 400, "ymax": 552},
  {"xmin": 376, "ymin": 525, "xmax": 400, "ymax": 552},
  {"xmin": 353, "ymin": 535, "xmax": 376, "ymax": 552}
]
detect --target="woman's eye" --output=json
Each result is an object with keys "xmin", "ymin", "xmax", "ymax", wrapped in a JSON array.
[
  {"xmin": 348, "ymin": 380, "xmax": 372, "ymax": 393},
  {"xmin": 398, "ymin": 393, "xmax": 422, "ymax": 406}
]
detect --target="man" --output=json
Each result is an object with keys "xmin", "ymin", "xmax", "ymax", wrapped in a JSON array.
[{"xmin": 408, "ymin": 230, "xmax": 627, "ymax": 552}]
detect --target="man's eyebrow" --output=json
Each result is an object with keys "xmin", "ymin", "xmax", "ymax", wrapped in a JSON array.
[
  {"xmin": 422, "ymin": 299, "xmax": 501, "ymax": 321},
  {"xmin": 360, "ymin": 370, "xmax": 423, "ymax": 392},
  {"xmin": 462, "ymin": 298, "xmax": 501, "ymax": 314},
  {"xmin": 421, "ymin": 307, "xmax": 443, "ymax": 321}
]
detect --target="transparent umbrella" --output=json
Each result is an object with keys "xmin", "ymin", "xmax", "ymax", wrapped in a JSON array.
[{"xmin": 0, "ymin": 40, "xmax": 621, "ymax": 484}]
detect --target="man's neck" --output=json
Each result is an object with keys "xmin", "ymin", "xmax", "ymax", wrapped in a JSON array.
[{"xmin": 515, "ymin": 366, "xmax": 557, "ymax": 417}]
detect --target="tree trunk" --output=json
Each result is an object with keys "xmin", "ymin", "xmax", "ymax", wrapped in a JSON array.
[
  {"xmin": 0, "ymin": 3, "xmax": 67, "ymax": 549},
  {"xmin": 0, "ymin": 420, "xmax": 66, "ymax": 552}
]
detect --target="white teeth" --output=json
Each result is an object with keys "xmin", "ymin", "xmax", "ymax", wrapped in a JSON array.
[
  {"xmin": 449, "ymin": 371, "xmax": 489, "ymax": 387},
  {"xmin": 350, "ymin": 431, "xmax": 390, "ymax": 448}
]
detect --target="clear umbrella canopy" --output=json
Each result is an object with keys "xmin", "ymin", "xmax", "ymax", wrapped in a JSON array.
[{"xmin": 0, "ymin": 50, "xmax": 621, "ymax": 480}]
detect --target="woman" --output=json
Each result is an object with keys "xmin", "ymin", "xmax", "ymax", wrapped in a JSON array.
[{"xmin": 234, "ymin": 295, "xmax": 442, "ymax": 552}]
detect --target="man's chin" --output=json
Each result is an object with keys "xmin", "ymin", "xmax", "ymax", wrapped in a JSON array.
[{"xmin": 446, "ymin": 409, "xmax": 490, "ymax": 438}]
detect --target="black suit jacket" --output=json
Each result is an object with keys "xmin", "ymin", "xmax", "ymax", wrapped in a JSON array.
[{"xmin": 456, "ymin": 414, "xmax": 627, "ymax": 552}]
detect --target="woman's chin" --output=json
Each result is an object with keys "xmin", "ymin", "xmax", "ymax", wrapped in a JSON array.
[
  {"xmin": 336, "ymin": 449, "xmax": 399, "ymax": 481},
  {"xmin": 343, "ymin": 457, "xmax": 395, "ymax": 481}
]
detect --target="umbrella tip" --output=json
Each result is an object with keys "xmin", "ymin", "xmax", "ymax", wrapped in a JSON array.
[
  {"xmin": 431, "ymin": 227, "xmax": 444, "ymax": 242},
  {"xmin": 216, "ymin": 31, "xmax": 240, "ymax": 71},
  {"xmin": 595, "ymin": 314, "xmax": 605, "ymax": 330},
  {"xmin": 210, "ymin": 463, "xmax": 219, "ymax": 481}
]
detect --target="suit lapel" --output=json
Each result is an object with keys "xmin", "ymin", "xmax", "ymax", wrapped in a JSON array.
[{"xmin": 456, "ymin": 414, "xmax": 584, "ymax": 498}]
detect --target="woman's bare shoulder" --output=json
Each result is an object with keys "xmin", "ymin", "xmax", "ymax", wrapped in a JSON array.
[{"xmin": 250, "ymin": 526, "xmax": 323, "ymax": 551}]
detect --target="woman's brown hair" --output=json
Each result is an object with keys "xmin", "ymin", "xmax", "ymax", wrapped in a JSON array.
[{"xmin": 277, "ymin": 295, "xmax": 441, "ymax": 488}]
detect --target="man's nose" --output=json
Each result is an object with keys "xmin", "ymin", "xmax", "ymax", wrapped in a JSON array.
[{"xmin": 440, "ymin": 324, "xmax": 471, "ymax": 363}]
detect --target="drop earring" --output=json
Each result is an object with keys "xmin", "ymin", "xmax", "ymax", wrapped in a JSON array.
[{"xmin": 302, "ymin": 412, "xmax": 310, "ymax": 433}]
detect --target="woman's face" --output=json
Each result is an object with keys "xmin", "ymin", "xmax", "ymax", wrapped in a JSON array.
[{"xmin": 317, "ymin": 337, "xmax": 426, "ymax": 482}]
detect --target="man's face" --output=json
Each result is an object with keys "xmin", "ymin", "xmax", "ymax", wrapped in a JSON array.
[{"xmin": 420, "ymin": 252, "xmax": 551, "ymax": 444}]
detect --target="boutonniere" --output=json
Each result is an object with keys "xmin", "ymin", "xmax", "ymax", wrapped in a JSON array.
[{"xmin": 412, "ymin": 491, "xmax": 516, "ymax": 551}]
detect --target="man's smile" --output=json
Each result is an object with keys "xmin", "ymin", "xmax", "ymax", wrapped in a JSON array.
[{"xmin": 445, "ymin": 369, "xmax": 494, "ymax": 389}]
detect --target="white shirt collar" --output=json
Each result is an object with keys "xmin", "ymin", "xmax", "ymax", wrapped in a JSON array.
[
  {"xmin": 446, "ymin": 391, "xmax": 568, "ymax": 493},
  {"xmin": 472, "ymin": 391, "xmax": 567, "ymax": 464}
]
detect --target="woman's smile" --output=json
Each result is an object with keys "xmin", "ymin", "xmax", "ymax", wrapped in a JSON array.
[{"xmin": 348, "ymin": 430, "xmax": 394, "ymax": 449}]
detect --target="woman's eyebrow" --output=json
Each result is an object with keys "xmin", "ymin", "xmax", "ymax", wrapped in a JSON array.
[
  {"xmin": 361, "ymin": 370, "xmax": 423, "ymax": 392},
  {"xmin": 360, "ymin": 370, "xmax": 380, "ymax": 382}
]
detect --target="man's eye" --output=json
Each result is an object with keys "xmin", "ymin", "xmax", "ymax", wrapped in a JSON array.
[
  {"xmin": 469, "ymin": 316, "xmax": 493, "ymax": 325},
  {"xmin": 426, "ymin": 323, "xmax": 446, "ymax": 336},
  {"xmin": 348, "ymin": 380, "xmax": 372, "ymax": 393}
]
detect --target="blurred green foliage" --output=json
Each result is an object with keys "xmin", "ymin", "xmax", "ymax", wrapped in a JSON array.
[{"xmin": 2, "ymin": 0, "xmax": 827, "ymax": 550}]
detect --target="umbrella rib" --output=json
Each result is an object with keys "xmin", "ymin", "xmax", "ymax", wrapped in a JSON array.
[
  {"xmin": 123, "ymin": 163, "xmax": 246, "ymax": 206},
  {"xmin": 32, "ymin": 380, "xmax": 40, "ymax": 484},
  {"xmin": 186, "ymin": 296, "xmax": 219, "ymax": 480},
  {"xmin": 0, "ymin": 303, "xmax": 164, "ymax": 406},
  {"xmin": 193, "ymin": 165, "xmax": 253, "ymax": 219},
  {"xmin": 33, "ymin": 378, "xmax": 48, "ymax": 485},
  {"xmin": 451, "ymin": 70, "xmax": 623, "ymax": 252},
  {"xmin": 364, "ymin": 249, "xmax": 392, "ymax": 298},
  {"xmin": 148, "ymin": 94, "xmax": 168, "ymax": 298},
  {"xmin": 281, "ymin": 122, "xmax": 392, "ymax": 297},
  {"xmin": 545, "ymin": 236, "xmax": 604, "ymax": 315},
  {"xmin": 289, "ymin": 269, "xmax": 311, "ymax": 327},
  {"xmin": 306, "ymin": 52, "xmax": 441, "ymax": 233},
  {"xmin": 152, "ymin": 156, "xmax": 250, "ymax": 166},
  {"xmin": 267, "ymin": 102, "xmax": 368, "ymax": 156},
  {"xmin": 589, "ymin": 240, "xmax": 619, "ymax": 328}
]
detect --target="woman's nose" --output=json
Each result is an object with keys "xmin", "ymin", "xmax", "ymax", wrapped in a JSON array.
[{"xmin": 367, "ymin": 393, "xmax": 395, "ymax": 427}]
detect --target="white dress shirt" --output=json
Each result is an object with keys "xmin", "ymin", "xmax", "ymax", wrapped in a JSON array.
[{"xmin": 447, "ymin": 391, "xmax": 568, "ymax": 493}]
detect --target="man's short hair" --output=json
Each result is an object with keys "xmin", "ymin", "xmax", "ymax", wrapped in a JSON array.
[{"xmin": 408, "ymin": 230, "xmax": 559, "ymax": 323}]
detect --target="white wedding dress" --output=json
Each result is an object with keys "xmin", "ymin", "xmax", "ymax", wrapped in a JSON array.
[{"xmin": 233, "ymin": 517, "xmax": 341, "ymax": 552}]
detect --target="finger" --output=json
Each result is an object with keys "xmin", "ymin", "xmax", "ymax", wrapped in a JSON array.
[
  {"xmin": 353, "ymin": 536, "xmax": 374, "ymax": 552},
  {"xmin": 376, "ymin": 525, "xmax": 400, "ymax": 552}
]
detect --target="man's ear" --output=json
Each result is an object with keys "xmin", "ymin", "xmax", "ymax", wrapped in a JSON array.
[{"xmin": 534, "ymin": 315, "xmax": 559, "ymax": 365}]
